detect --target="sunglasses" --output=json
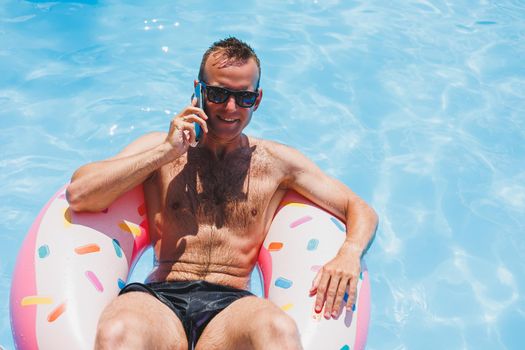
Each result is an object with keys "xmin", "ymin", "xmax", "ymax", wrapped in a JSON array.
[{"xmin": 201, "ymin": 82, "xmax": 259, "ymax": 108}]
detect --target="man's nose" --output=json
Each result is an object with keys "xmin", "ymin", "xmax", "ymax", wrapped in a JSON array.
[{"xmin": 224, "ymin": 95, "xmax": 237, "ymax": 111}]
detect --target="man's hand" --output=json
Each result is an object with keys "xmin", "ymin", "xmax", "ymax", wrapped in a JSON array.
[
  {"xmin": 309, "ymin": 245, "xmax": 362, "ymax": 319},
  {"xmin": 165, "ymin": 100, "xmax": 208, "ymax": 156}
]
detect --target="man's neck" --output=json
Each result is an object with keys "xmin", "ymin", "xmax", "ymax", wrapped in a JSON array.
[{"xmin": 200, "ymin": 134, "xmax": 247, "ymax": 160}]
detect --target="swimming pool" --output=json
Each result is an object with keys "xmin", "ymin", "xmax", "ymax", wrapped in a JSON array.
[{"xmin": 1, "ymin": 1, "xmax": 524, "ymax": 349}]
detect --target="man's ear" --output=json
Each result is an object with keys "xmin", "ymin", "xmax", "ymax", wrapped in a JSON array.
[
  {"xmin": 194, "ymin": 79, "xmax": 199, "ymax": 88},
  {"xmin": 253, "ymin": 88, "xmax": 263, "ymax": 111}
]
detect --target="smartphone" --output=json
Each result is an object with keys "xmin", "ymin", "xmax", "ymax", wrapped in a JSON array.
[{"xmin": 193, "ymin": 82, "xmax": 204, "ymax": 142}]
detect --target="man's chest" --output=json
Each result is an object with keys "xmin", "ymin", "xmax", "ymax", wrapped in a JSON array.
[{"xmin": 157, "ymin": 149, "xmax": 280, "ymax": 231}]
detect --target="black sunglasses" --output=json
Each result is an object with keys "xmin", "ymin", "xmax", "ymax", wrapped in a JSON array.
[{"xmin": 201, "ymin": 82, "xmax": 259, "ymax": 108}]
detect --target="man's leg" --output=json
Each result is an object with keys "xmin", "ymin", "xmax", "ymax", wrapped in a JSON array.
[
  {"xmin": 195, "ymin": 296, "xmax": 302, "ymax": 350},
  {"xmin": 95, "ymin": 291, "xmax": 188, "ymax": 350}
]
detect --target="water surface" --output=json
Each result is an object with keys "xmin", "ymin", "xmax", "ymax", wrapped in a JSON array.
[{"xmin": 1, "ymin": 1, "xmax": 524, "ymax": 349}]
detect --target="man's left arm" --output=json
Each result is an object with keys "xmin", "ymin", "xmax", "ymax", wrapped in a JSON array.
[{"xmin": 276, "ymin": 144, "xmax": 378, "ymax": 319}]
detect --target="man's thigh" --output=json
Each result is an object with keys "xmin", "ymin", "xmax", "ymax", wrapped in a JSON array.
[
  {"xmin": 195, "ymin": 296, "xmax": 300, "ymax": 350},
  {"xmin": 96, "ymin": 291, "xmax": 188, "ymax": 350}
]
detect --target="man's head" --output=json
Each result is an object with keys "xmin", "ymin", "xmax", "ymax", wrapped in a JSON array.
[
  {"xmin": 198, "ymin": 37, "xmax": 261, "ymax": 89},
  {"xmin": 196, "ymin": 37, "xmax": 263, "ymax": 144}
]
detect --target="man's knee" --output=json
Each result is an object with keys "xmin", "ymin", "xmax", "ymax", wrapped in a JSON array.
[
  {"xmin": 255, "ymin": 310, "xmax": 300, "ymax": 340},
  {"xmin": 95, "ymin": 291, "xmax": 188, "ymax": 350},
  {"xmin": 96, "ymin": 313, "xmax": 137, "ymax": 350},
  {"xmin": 96, "ymin": 309, "xmax": 166, "ymax": 350},
  {"xmin": 96, "ymin": 309, "xmax": 186, "ymax": 350}
]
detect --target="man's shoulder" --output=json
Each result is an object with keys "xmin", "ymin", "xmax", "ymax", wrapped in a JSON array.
[
  {"xmin": 247, "ymin": 135, "xmax": 306, "ymax": 169},
  {"xmin": 247, "ymin": 135, "xmax": 296, "ymax": 154}
]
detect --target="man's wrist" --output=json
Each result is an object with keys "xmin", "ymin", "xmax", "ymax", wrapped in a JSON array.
[
  {"xmin": 157, "ymin": 141, "xmax": 182, "ymax": 164},
  {"xmin": 339, "ymin": 240, "xmax": 363, "ymax": 258}
]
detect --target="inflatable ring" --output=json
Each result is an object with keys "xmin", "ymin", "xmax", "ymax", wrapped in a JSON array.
[{"xmin": 10, "ymin": 186, "xmax": 370, "ymax": 349}]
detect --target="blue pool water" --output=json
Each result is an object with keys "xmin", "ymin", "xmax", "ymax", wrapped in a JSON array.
[{"xmin": 1, "ymin": 1, "xmax": 524, "ymax": 349}]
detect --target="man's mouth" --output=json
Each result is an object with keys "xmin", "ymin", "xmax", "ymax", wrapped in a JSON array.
[{"xmin": 217, "ymin": 115, "xmax": 239, "ymax": 123}]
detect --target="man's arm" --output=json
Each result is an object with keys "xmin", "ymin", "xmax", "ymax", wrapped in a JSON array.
[
  {"xmin": 273, "ymin": 143, "xmax": 378, "ymax": 319},
  {"xmin": 66, "ymin": 104, "xmax": 208, "ymax": 212},
  {"xmin": 67, "ymin": 132, "xmax": 170, "ymax": 212}
]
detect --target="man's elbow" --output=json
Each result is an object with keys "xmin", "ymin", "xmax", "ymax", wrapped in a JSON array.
[
  {"xmin": 368, "ymin": 206, "xmax": 379, "ymax": 229},
  {"xmin": 347, "ymin": 198, "xmax": 378, "ymax": 230},
  {"xmin": 356, "ymin": 200, "xmax": 378, "ymax": 231},
  {"xmin": 66, "ymin": 181, "xmax": 99, "ymax": 212},
  {"xmin": 66, "ymin": 182, "xmax": 84, "ymax": 212}
]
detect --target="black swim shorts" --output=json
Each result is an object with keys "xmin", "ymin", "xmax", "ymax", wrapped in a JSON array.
[{"xmin": 119, "ymin": 280, "xmax": 254, "ymax": 347}]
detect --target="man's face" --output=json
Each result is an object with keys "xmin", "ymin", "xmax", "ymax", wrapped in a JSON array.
[{"xmin": 200, "ymin": 54, "xmax": 262, "ymax": 142}]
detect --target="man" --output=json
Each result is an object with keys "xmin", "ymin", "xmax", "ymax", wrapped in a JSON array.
[{"xmin": 66, "ymin": 37, "xmax": 377, "ymax": 350}]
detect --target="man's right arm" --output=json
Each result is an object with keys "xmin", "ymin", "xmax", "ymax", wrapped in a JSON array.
[
  {"xmin": 66, "ymin": 132, "xmax": 172, "ymax": 212},
  {"xmin": 66, "ymin": 104, "xmax": 208, "ymax": 212}
]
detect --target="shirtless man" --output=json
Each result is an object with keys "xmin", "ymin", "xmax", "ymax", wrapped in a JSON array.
[{"xmin": 66, "ymin": 37, "xmax": 378, "ymax": 350}]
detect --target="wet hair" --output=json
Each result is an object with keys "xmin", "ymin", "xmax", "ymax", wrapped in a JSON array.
[{"xmin": 198, "ymin": 37, "xmax": 261, "ymax": 89}]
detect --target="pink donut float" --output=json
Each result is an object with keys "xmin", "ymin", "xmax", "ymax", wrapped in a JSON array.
[
  {"xmin": 10, "ymin": 186, "xmax": 370, "ymax": 349},
  {"xmin": 259, "ymin": 191, "xmax": 371, "ymax": 350}
]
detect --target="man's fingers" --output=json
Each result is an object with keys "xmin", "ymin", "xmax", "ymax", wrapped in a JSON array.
[
  {"xmin": 309, "ymin": 269, "xmax": 322, "ymax": 295},
  {"xmin": 194, "ymin": 117, "xmax": 208, "ymax": 134},
  {"xmin": 175, "ymin": 115, "xmax": 207, "ymax": 138},
  {"xmin": 186, "ymin": 127, "xmax": 196, "ymax": 145},
  {"xmin": 346, "ymin": 277, "xmax": 359, "ymax": 310},
  {"xmin": 185, "ymin": 106, "xmax": 208, "ymax": 121},
  {"xmin": 331, "ymin": 277, "xmax": 350, "ymax": 318},
  {"xmin": 175, "ymin": 118, "xmax": 198, "ymax": 144},
  {"xmin": 179, "ymin": 113, "xmax": 208, "ymax": 134},
  {"xmin": 314, "ymin": 272, "xmax": 331, "ymax": 314},
  {"xmin": 323, "ymin": 276, "xmax": 341, "ymax": 319}
]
